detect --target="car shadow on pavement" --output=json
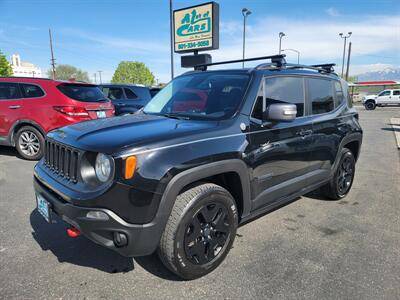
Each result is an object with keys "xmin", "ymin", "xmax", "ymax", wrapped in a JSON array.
[
  {"xmin": 381, "ymin": 127, "xmax": 400, "ymax": 132},
  {"xmin": 30, "ymin": 209, "xmax": 181, "ymax": 280},
  {"xmin": 0, "ymin": 146, "xmax": 22, "ymax": 158}
]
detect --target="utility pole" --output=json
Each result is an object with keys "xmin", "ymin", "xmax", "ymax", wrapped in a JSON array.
[
  {"xmin": 98, "ymin": 71, "xmax": 102, "ymax": 84},
  {"xmin": 94, "ymin": 73, "xmax": 97, "ymax": 84},
  {"xmin": 339, "ymin": 32, "xmax": 352, "ymax": 78},
  {"xmin": 169, "ymin": 0, "xmax": 174, "ymax": 80},
  {"xmin": 241, "ymin": 8, "xmax": 252, "ymax": 68},
  {"xmin": 345, "ymin": 42, "xmax": 352, "ymax": 81},
  {"xmin": 49, "ymin": 28, "xmax": 56, "ymax": 80}
]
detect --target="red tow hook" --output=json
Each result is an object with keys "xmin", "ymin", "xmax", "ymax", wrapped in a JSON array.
[{"xmin": 66, "ymin": 227, "xmax": 81, "ymax": 238}]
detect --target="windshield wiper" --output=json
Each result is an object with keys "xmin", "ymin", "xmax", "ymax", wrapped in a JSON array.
[{"xmin": 161, "ymin": 113, "xmax": 190, "ymax": 120}]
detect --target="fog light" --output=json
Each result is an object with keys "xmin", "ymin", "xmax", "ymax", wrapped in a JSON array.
[
  {"xmin": 86, "ymin": 211, "xmax": 109, "ymax": 220},
  {"xmin": 113, "ymin": 232, "xmax": 128, "ymax": 247}
]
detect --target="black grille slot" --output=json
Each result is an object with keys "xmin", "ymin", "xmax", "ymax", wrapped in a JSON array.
[{"xmin": 44, "ymin": 139, "xmax": 80, "ymax": 183}]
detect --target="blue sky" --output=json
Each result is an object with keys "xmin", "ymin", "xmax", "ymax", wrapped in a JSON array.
[{"xmin": 0, "ymin": 0, "xmax": 399, "ymax": 83}]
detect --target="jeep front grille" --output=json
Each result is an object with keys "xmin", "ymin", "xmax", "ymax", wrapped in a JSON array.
[{"xmin": 44, "ymin": 139, "xmax": 80, "ymax": 183}]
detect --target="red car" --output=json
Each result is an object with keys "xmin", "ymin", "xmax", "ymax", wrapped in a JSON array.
[{"xmin": 0, "ymin": 77, "xmax": 114, "ymax": 160}]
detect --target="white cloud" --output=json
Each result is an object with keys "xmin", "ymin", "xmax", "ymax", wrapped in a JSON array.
[
  {"xmin": 209, "ymin": 15, "xmax": 400, "ymax": 69},
  {"xmin": 326, "ymin": 7, "xmax": 341, "ymax": 17}
]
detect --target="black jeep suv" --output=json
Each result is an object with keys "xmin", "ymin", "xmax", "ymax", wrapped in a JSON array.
[{"xmin": 33, "ymin": 56, "xmax": 362, "ymax": 280}]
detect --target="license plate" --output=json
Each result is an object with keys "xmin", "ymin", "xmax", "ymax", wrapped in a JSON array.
[
  {"xmin": 36, "ymin": 194, "xmax": 51, "ymax": 223},
  {"xmin": 96, "ymin": 111, "xmax": 106, "ymax": 118}
]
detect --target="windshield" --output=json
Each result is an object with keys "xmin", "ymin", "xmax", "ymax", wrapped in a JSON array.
[
  {"xmin": 57, "ymin": 83, "xmax": 107, "ymax": 102},
  {"xmin": 143, "ymin": 73, "xmax": 249, "ymax": 120}
]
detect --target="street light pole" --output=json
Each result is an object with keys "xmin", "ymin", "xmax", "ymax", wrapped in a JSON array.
[
  {"xmin": 339, "ymin": 32, "xmax": 352, "ymax": 78},
  {"xmin": 98, "ymin": 71, "xmax": 102, "ymax": 84},
  {"xmin": 278, "ymin": 32, "xmax": 286, "ymax": 54},
  {"xmin": 282, "ymin": 48, "xmax": 300, "ymax": 64},
  {"xmin": 241, "ymin": 8, "xmax": 252, "ymax": 68}
]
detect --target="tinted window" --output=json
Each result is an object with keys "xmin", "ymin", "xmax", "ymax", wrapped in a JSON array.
[
  {"xmin": 0, "ymin": 83, "xmax": 21, "ymax": 100},
  {"xmin": 379, "ymin": 90, "xmax": 391, "ymax": 96},
  {"xmin": 308, "ymin": 78, "xmax": 334, "ymax": 114},
  {"xmin": 57, "ymin": 84, "xmax": 106, "ymax": 102},
  {"xmin": 393, "ymin": 90, "xmax": 400, "ymax": 96},
  {"xmin": 20, "ymin": 84, "xmax": 45, "ymax": 98},
  {"xmin": 265, "ymin": 77, "xmax": 304, "ymax": 117},
  {"xmin": 144, "ymin": 73, "xmax": 249, "ymax": 120},
  {"xmin": 150, "ymin": 88, "xmax": 161, "ymax": 97},
  {"xmin": 251, "ymin": 82, "xmax": 264, "ymax": 120},
  {"xmin": 102, "ymin": 87, "xmax": 124, "ymax": 100},
  {"xmin": 334, "ymin": 81, "xmax": 344, "ymax": 107},
  {"xmin": 124, "ymin": 88, "xmax": 137, "ymax": 99}
]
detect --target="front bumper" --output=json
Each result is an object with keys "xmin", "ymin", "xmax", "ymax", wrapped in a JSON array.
[{"xmin": 33, "ymin": 176, "xmax": 163, "ymax": 257}]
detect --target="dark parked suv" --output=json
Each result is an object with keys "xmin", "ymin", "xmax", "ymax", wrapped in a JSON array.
[
  {"xmin": 99, "ymin": 84, "xmax": 152, "ymax": 115},
  {"xmin": 33, "ymin": 55, "xmax": 362, "ymax": 279}
]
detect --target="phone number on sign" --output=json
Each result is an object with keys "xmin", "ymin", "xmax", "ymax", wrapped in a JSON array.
[{"xmin": 177, "ymin": 40, "xmax": 210, "ymax": 50}]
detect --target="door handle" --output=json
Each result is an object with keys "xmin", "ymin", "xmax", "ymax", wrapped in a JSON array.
[
  {"xmin": 8, "ymin": 105, "xmax": 21, "ymax": 109},
  {"xmin": 297, "ymin": 129, "xmax": 313, "ymax": 137}
]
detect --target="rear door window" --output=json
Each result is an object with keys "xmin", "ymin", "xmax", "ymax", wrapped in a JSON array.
[
  {"xmin": 307, "ymin": 78, "xmax": 335, "ymax": 115},
  {"xmin": 124, "ymin": 88, "xmax": 138, "ymax": 99},
  {"xmin": 102, "ymin": 87, "xmax": 124, "ymax": 100},
  {"xmin": 57, "ymin": 84, "xmax": 106, "ymax": 102},
  {"xmin": 0, "ymin": 83, "xmax": 21, "ymax": 100},
  {"xmin": 393, "ymin": 90, "xmax": 400, "ymax": 96},
  {"xmin": 20, "ymin": 84, "xmax": 45, "ymax": 98}
]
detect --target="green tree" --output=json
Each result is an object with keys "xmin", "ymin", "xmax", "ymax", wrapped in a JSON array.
[
  {"xmin": 0, "ymin": 50, "xmax": 13, "ymax": 76},
  {"xmin": 47, "ymin": 64, "xmax": 90, "ymax": 82},
  {"xmin": 111, "ymin": 61, "xmax": 155, "ymax": 85}
]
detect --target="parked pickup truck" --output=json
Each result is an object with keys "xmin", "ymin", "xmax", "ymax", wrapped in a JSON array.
[
  {"xmin": 33, "ymin": 55, "xmax": 362, "ymax": 279},
  {"xmin": 362, "ymin": 89, "xmax": 400, "ymax": 110}
]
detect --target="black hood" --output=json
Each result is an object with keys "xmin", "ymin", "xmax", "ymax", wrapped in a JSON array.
[{"xmin": 47, "ymin": 114, "xmax": 219, "ymax": 154}]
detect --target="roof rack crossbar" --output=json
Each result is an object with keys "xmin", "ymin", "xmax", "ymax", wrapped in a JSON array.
[
  {"xmin": 193, "ymin": 54, "xmax": 286, "ymax": 70},
  {"xmin": 283, "ymin": 63, "xmax": 336, "ymax": 74}
]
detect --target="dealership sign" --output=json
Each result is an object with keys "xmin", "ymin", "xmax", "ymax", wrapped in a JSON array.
[{"xmin": 173, "ymin": 2, "xmax": 219, "ymax": 53}]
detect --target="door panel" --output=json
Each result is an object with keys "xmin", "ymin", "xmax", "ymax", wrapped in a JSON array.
[
  {"xmin": 0, "ymin": 83, "xmax": 22, "ymax": 138},
  {"xmin": 248, "ymin": 118, "xmax": 314, "ymax": 210},
  {"xmin": 245, "ymin": 75, "xmax": 313, "ymax": 210}
]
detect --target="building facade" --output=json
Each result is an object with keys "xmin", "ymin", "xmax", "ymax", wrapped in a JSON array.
[{"xmin": 10, "ymin": 54, "xmax": 42, "ymax": 77}]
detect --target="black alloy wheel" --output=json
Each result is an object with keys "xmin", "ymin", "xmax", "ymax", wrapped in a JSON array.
[
  {"xmin": 184, "ymin": 203, "xmax": 230, "ymax": 265},
  {"xmin": 336, "ymin": 155, "xmax": 354, "ymax": 196}
]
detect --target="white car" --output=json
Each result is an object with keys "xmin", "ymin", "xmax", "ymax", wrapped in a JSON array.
[{"xmin": 362, "ymin": 89, "xmax": 400, "ymax": 110}]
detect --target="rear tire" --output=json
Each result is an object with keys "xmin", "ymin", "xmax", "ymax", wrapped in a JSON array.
[
  {"xmin": 322, "ymin": 148, "xmax": 355, "ymax": 200},
  {"xmin": 15, "ymin": 126, "xmax": 45, "ymax": 160},
  {"xmin": 364, "ymin": 101, "xmax": 376, "ymax": 110},
  {"xmin": 158, "ymin": 183, "xmax": 238, "ymax": 280}
]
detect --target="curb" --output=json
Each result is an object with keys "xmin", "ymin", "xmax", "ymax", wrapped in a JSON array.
[{"xmin": 390, "ymin": 118, "xmax": 400, "ymax": 149}]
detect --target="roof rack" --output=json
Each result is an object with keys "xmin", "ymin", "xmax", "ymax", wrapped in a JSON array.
[
  {"xmin": 265, "ymin": 62, "xmax": 336, "ymax": 74},
  {"xmin": 192, "ymin": 54, "xmax": 286, "ymax": 71}
]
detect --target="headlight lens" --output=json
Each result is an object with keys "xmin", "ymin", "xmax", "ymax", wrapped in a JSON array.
[{"xmin": 95, "ymin": 153, "xmax": 113, "ymax": 182}]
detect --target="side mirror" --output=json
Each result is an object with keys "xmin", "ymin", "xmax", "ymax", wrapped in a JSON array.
[{"xmin": 263, "ymin": 103, "xmax": 297, "ymax": 122}]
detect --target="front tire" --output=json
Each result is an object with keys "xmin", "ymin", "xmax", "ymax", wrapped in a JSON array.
[
  {"xmin": 158, "ymin": 183, "xmax": 238, "ymax": 280},
  {"xmin": 322, "ymin": 148, "xmax": 355, "ymax": 200},
  {"xmin": 364, "ymin": 101, "xmax": 376, "ymax": 110},
  {"xmin": 15, "ymin": 126, "xmax": 45, "ymax": 160}
]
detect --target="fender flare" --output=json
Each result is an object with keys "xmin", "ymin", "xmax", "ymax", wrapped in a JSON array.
[
  {"xmin": 146, "ymin": 159, "xmax": 252, "ymax": 250},
  {"xmin": 8, "ymin": 119, "xmax": 46, "ymax": 146},
  {"xmin": 331, "ymin": 132, "xmax": 362, "ymax": 175}
]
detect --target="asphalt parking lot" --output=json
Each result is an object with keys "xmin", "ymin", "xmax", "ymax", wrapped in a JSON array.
[{"xmin": 0, "ymin": 107, "xmax": 399, "ymax": 299}]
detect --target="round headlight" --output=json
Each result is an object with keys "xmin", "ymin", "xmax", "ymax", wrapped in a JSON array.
[{"xmin": 95, "ymin": 153, "xmax": 113, "ymax": 183}]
